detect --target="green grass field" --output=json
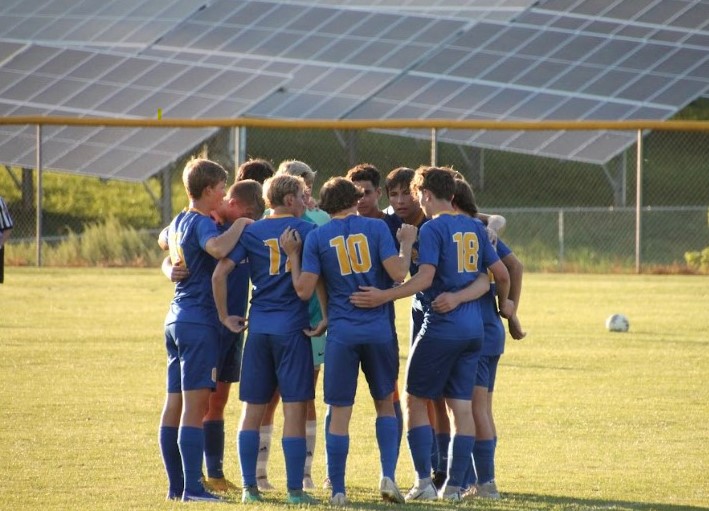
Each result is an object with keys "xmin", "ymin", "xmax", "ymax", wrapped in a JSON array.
[{"xmin": 1, "ymin": 269, "xmax": 707, "ymax": 511}]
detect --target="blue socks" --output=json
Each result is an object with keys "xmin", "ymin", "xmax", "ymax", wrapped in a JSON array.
[
  {"xmin": 238, "ymin": 430, "xmax": 260, "ymax": 487},
  {"xmin": 282, "ymin": 437, "xmax": 307, "ymax": 491},
  {"xmin": 447, "ymin": 435, "xmax": 474, "ymax": 488},
  {"xmin": 178, "ymin": 426, "xmax": 204, "ymax": 494},
  {"xmin": 473, "ymin": 439, "xmax": 495, "ymax": 484},
  {"xmin": 376, "ymin": 416, "xmax": 398, "ymax": 479},
  {"xmin": 326, "ymin": 431, "xmax": 349, "ymax": 496},
  {"xmin": 436, "ymin": 433, "xmax": 451, "ymax": 474},
  {"xmin": 407, "ymin": 425, "xmax": 433, "ymax": 480},
  {"xmin": 203, "ymin": 420, "xmax": 225, "ymax": 479},
  {"xmin": 159, "ymin": 426, "xmax": 183, "ymax": 496}
]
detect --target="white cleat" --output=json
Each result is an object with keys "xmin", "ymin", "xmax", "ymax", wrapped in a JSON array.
[
  {"xmin": 404, "ymin": 479, "xmax": 438, "ymax": 502},
  {"xmin": 329, "ymin": 492, "xmax": 348, "ymax": 506},
  {"xmin": 380, "ymin": 476, "xmax": 405, "ymax": 504}
]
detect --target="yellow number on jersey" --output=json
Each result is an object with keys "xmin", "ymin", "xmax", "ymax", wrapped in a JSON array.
[
  {"xmin": 329, "ymin": 234, "xmax": 372, "ymax": 275},
  {"xmin": 264, "ymin": 238, "xmax": 292, "ymax": 275},
  {"xmin": 452, "ymin": 232, "xmax": 479, "ymax": 273},
  {"xmin": 168, "ymin": 230, "xmax": 186, "ymax": 269}
]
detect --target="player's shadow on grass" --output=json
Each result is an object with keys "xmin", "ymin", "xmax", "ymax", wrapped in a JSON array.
[{"xmin": 502, "ymin": 492, "xmax": 707, "ymax": 511}]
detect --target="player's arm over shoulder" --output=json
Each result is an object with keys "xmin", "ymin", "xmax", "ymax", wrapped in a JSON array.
[{"xmin": 204, "ymin": 217, "xmax": 253, "ymax": 259}]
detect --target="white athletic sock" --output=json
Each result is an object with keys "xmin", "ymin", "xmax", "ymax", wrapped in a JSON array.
[
  {"xmin": 304, "ymin": 420, "xmax": 317, "ymax": 475},
  {"xmin": 256, "ymin": 424, "xmax": 273, "ymax": 478}
]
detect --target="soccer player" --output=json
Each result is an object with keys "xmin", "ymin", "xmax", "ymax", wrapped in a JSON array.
[
  {"xmin": 159, "ymin": 158, "xmax": 252, "ymax": 502},
  {"xmin": 159, "ymin": 179, "xmax": 266, "ymax": 492},
  {"xmin": 212, "ymin": 174, "xmax": 323, "ymax": 504},
  {"xmin": 443, "ymin": 178, "xmax": 526, "ymax": 499},
  {"xmin": 255, "ymin": 160, "xmax": 329, "ymax": 491},
  {"xmin": 345, "ymin": 164, "xmax": 405, "ymax": 449},
  {"xmin": 280, "ymin": 176, "xmax": 416, "ymax": 505},
  {"xmin": 201, "ymin": 180, "xmax": 265, "ymax": 492},
  {"xmin": 350, "ymin": 166, "xmax": 512, "ymax": 501}
]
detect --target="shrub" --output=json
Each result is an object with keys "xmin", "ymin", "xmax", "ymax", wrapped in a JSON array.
[{"xmin": 5, "ymin": 216, "xmax": 163, "ymax": 267}]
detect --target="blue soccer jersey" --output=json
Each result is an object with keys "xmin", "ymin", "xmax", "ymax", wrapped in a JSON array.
[
  {"xmin": 217, "ymin": 222, "xmax": 250, "ymax": 317},
  {"xmin": 480, "ymin": 239, "xmax": 512, "ymax": 356},
  {"xmin": 165, "ymin": 209, "xmax": 221, "ymax": 326},
  {"xmin": 227, "ymin": 215, "xmax": 315, "ymax": 334},
  {"xmin": 302, "ymin": 215, "xmax": 398, "ymax": 344},
  {"xmin": 416, "ymin": 213, "xmax": 499, "ymax": 341}
]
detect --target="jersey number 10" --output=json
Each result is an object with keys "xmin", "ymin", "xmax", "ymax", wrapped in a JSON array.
[{"xmin": 329, "ymin": 234, "xmax": 372, "ymax": 275}]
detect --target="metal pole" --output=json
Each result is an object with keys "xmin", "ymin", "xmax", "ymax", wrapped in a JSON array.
[
  {"xmin": 161, "ymin": 165, "xmax": 172, "ymax": 227},
  {"xmin": 558, "ymin": 209, "xmax": 564, "ymax": 272},
  {"xmin": 234, "ymin": 126, "xmax": 246, "ymax": 168},
  {"xmin": 635, "ymin": 130, "xmax": 643, "ymax": 274},
  {"xmin": 35, "ymin": 124, "xmax": 42, "ymax": 267},
  {"xmin": 431, "ymin": 128, "xmax": 438, "ymax": 166}
]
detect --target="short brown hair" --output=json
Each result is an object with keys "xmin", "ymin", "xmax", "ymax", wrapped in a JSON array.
[
  {"xmin": 182, "ymin": 158, "xmax": 228, "ymax": 199},
  {"xmin": 318, "ymin": 177, "xmax": 363, "ymax": 215},
  {"xmin": 412, "ymin": 166, "xmax": 456, "ymax": 201},
  {"xmin": 263, "ymin": 174, "xmax": 305, "ymax": 209},
  {"xmin": 228, "ymin": 179, "xmax": 266, "ymax": 219},
  {"xmin": 346, "ymin": 163, "xmax": 380, "ymax": 187},
  {"xmin": 385, "ymin": 167, "xmax": 414, "ymax": 194},
  {"xmin": 236, "ymin": 158, "xmax": 274, "ymax": 184}
]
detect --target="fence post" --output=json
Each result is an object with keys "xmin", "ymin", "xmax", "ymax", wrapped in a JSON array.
[
  {"xmin": 635, "ymin": 130, "xmax": 643, "ymax": 274},
  {"xmin": 431, "ymin": 128, "xmax": 438, "ymax": 166},
  {"xmin": 35, "ymin": 124, "xmax": 43, "ymax": 267},
  {"xmin": 558, "ymin": 208, "xmax": 564, "ymax": 272}
]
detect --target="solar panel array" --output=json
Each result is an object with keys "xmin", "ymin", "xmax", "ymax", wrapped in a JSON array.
[
  {"xmin": 0, "ymin": 0, "xmax": 207, "ymax": 50},
  {"xmin": 272, "ymin": 0, "xmax": 537, "ymax": 23},
  {"xmin": 0, "ymin": 42, "xmax": 288, "ymax": 180},
  {"xmin": 142, "ymin": 0, "xmax": 470, "ymax": 120},
  {"xmin": 349, "ymin": 0, "xmax": 709, "ymax": 163},
  {"xmin": 0, "ymin": 0, "xmax": 707, "ymax": 178}
]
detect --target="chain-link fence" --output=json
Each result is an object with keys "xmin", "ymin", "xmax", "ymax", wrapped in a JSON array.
[{"xmin": 1, "ymin": 121, "xmax": 708, "ymax": 273}]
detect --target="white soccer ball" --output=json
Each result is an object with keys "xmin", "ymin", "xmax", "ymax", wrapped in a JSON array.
[{"xmin": 606, "ymin": 314, "xmax": 629, "ymax": 332}]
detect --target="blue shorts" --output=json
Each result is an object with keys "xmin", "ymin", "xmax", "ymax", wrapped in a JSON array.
[
  {"xmin": 217, "ymin": 326, "xmax": 244, "ymax": 383},
  {"xmin": 324, "ymin": 339, "xmax": 397, "ymax": 407},
  {"xmin": 405, "ymin": 334, "xmax": 482, "ymax": 400},
  {"xmin": 475, "ymin": 354, "xmax": 501, "ymax": 392},
  {"xmin": 165, "ymin": 321, "xmax": 218, "ymax": 393},
  {"xmin": 239, "ymin": 331, "xmax": 315, "ymax": 404}
]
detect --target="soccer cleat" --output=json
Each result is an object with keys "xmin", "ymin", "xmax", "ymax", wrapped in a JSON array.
[
  {"xmin": 286, "ymin": 489, "xmax": 318, "ymax": 505},
  {"xmin": 166, "ymin": 490, "xmax": 181, "ymax": 501},
  {"xmin": 204, "ymin": 476, "xmax": 238, "ymax": 493},
  {"xmin": 182, "ymin": 488, "xmax": 224, "ymax": 502},
  {"xmin": 431, "ymin": 470, "xmax": 447, "ymax": 490},
  {"xmin": 257, "ymin": 475, "xmax": 275, "ymax": 491},
  {"xmin": 322, "ymin": 477, "xmax": 332, "ymax": 490},
  {"xmin": 438, "ymin": 485, "xmax": 462, "ymax": 501},
  {"xmin": 379, "ymin": 476, "xmax": 405, "ymax": 504},
  {"xmin": 461, "ymin": 486, "xmax": 478, "ymax": 500},
  {"xmin": 303, "ymin": 474, "xmax": 315, "ymax": 489},
  {"xmin": 241, "ymin": 485, "xmax": 264, "ymax": 503},
  {"xmin": 476, "ymin": 480, "xmax": 501, "ymax": 499},
  {"xmin": 329, "ymin": 492, "xmax": 348, "ymax": 506},
  {"xmin": 404, "ymin": 480, "xmax": 438, "ymax": 502}
]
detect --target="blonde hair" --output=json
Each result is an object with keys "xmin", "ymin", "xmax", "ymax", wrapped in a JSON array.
[
  {"xmin": 277, "ymin": 160, "xmax": 316, "ymax": 187},
  {"xmin": 263, "ymin": 174, "xmax": 305, "ymax": 209}
]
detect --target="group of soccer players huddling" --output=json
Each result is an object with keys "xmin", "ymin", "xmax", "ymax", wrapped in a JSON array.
[{"xmin": 158, "ymin": 156, "xmax": 525, "ymax": 504}]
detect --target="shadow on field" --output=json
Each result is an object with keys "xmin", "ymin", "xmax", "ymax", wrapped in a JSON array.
[{"xmin": 502, "ymin": 492, "xmax": 707, "ymax": 511}]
